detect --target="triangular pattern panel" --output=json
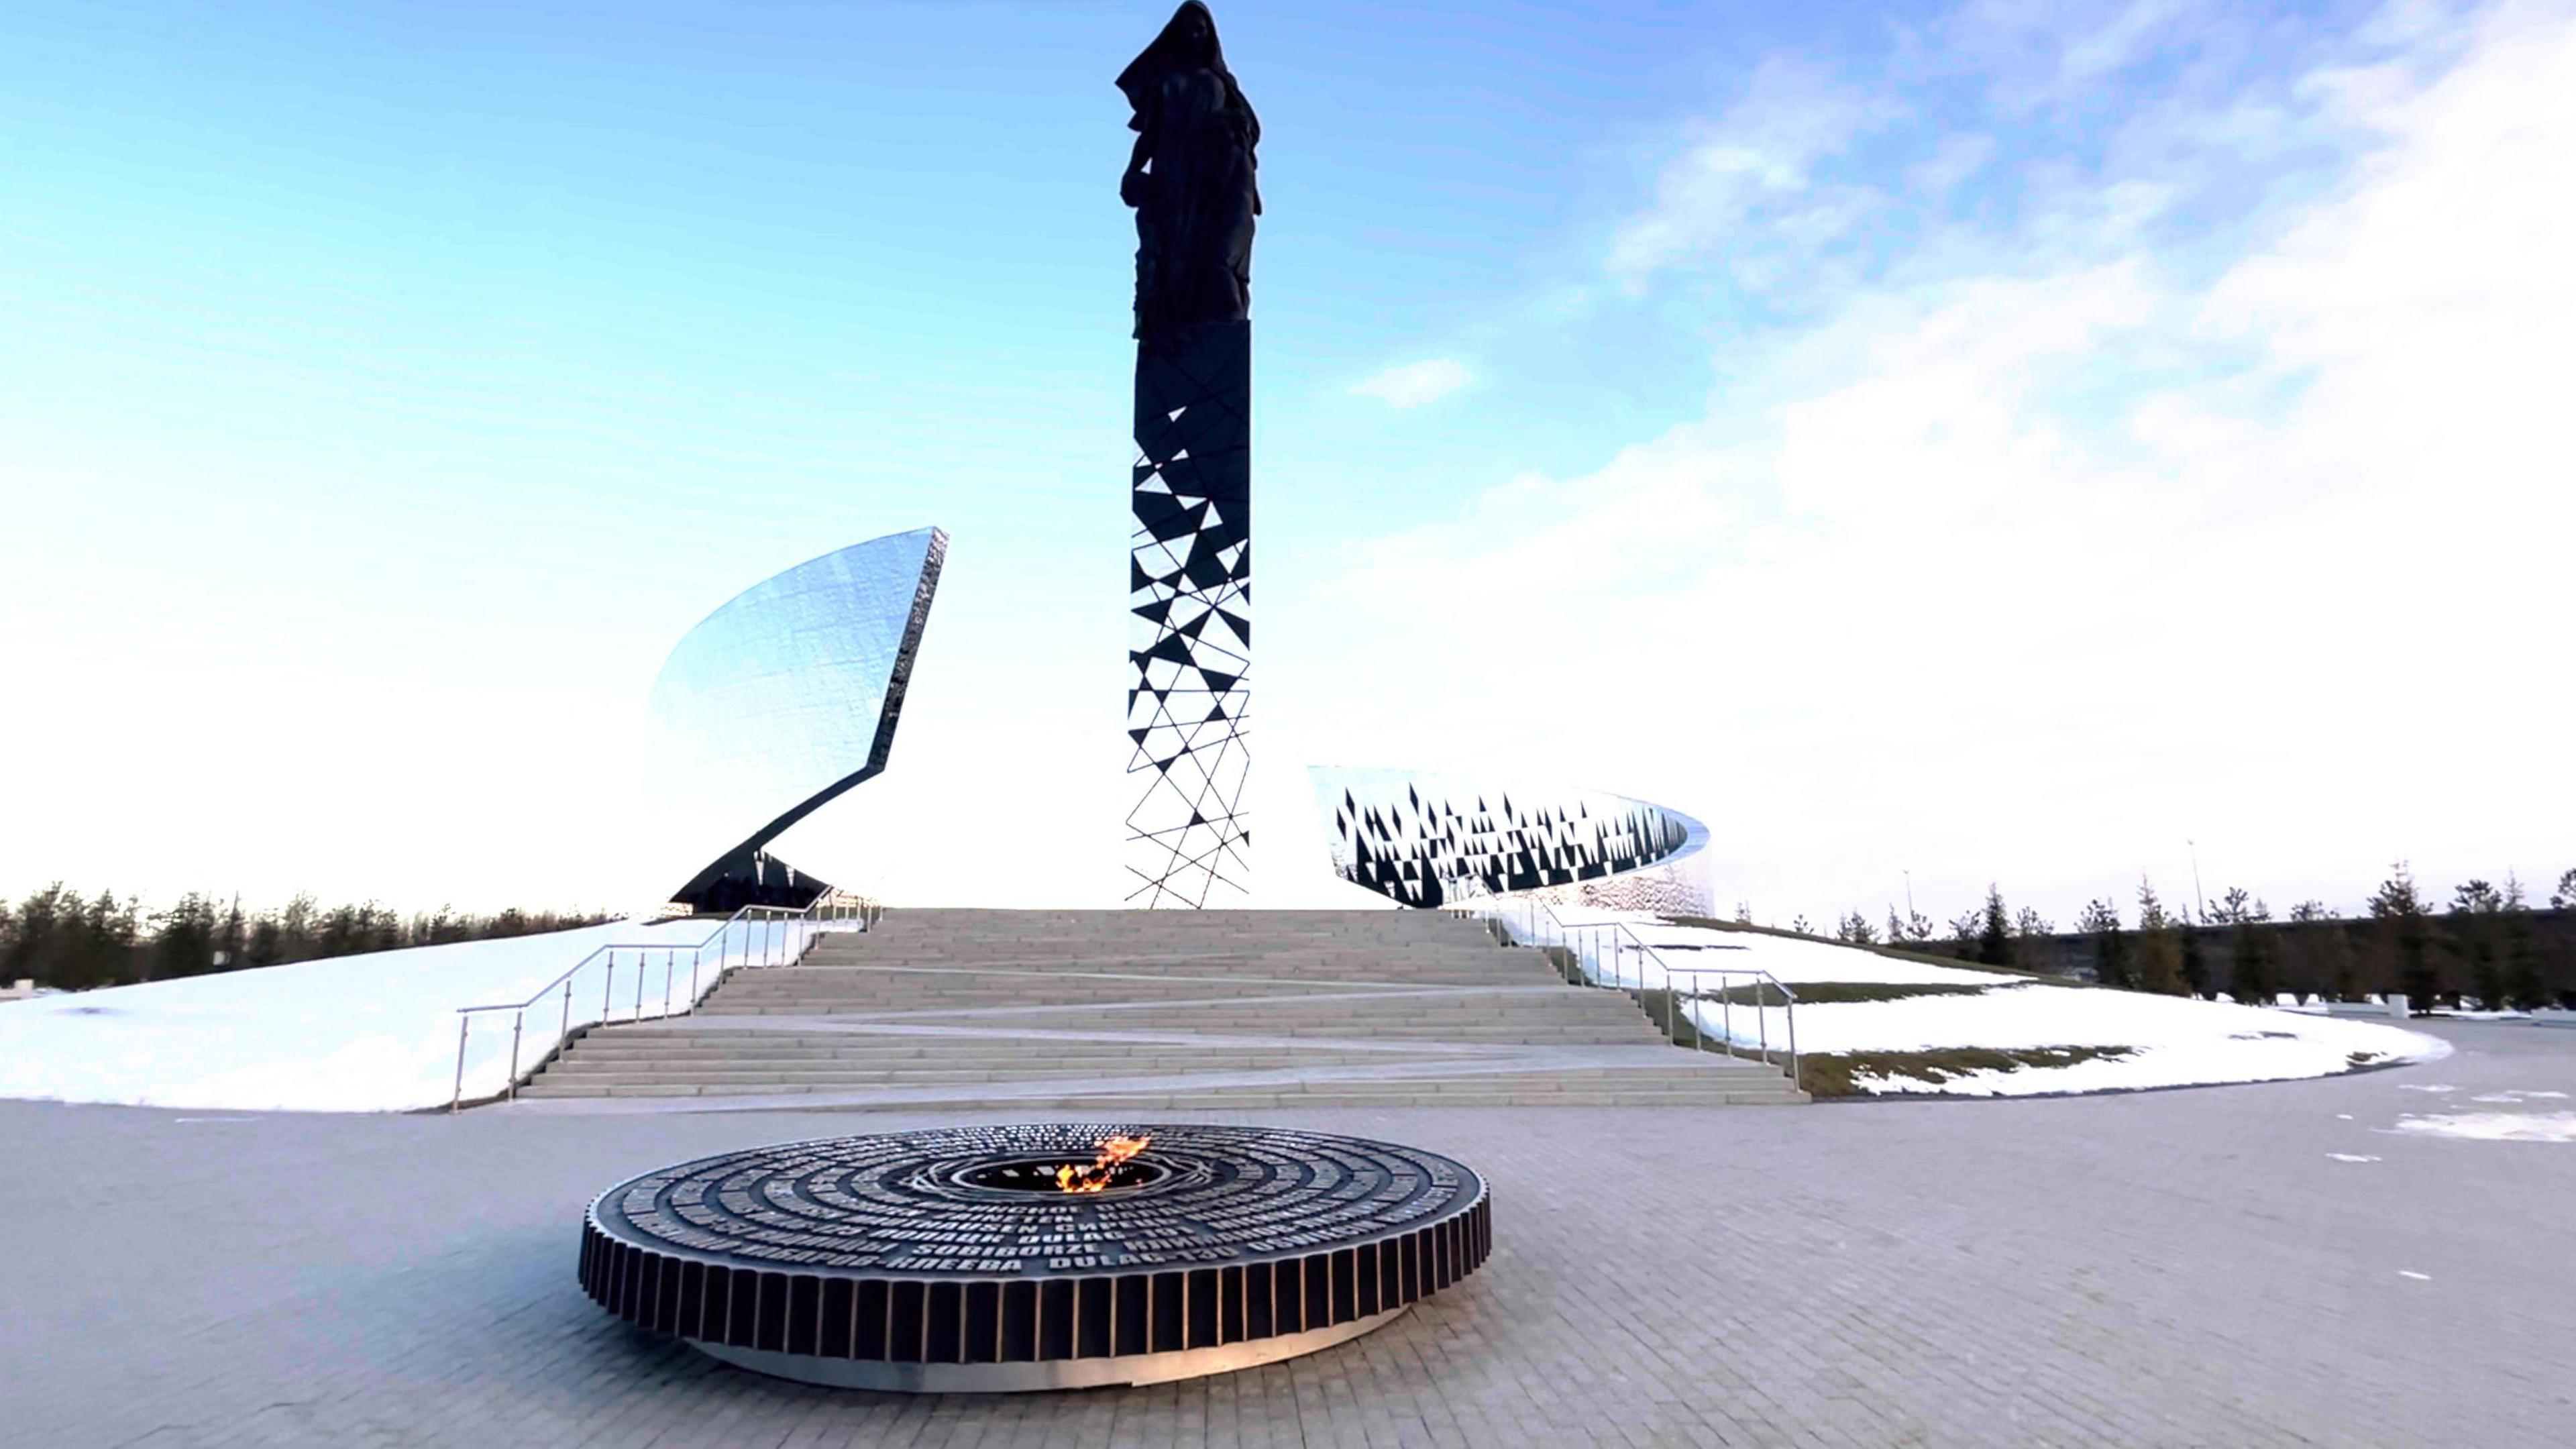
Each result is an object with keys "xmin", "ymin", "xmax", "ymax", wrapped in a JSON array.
[
  {"xmin": 1126, "ymin": 321, "xmax": 1253, "ymax": 907},
  {"xmin": 1305, "ymin": 767, "xmax": 1711, "ymax": 914}
]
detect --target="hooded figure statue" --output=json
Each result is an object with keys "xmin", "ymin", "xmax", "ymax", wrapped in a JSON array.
[{"xmin": 1117, "ymin": 2, "xmax": 1260, "ymax": 343}]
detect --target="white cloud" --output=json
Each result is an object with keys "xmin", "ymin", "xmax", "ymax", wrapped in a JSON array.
[
  {"xmin": 1946, "ymin": 0, "xmax": 2208, "ymax": 111},
  {"xmin": 1605, "ymin": 58, "xmax": 1900, "ymax": 288},
  {"xmin": 1295, "ymin": 0, "xmax": 2576, "ymax": 929},
  {"xmin": 1350, "ymin": 357, "xmax": 1472, "ymax": 408},
  {"xmin": 1905, "ymin": 131, "xmax": 1996, "ymax": 194}
]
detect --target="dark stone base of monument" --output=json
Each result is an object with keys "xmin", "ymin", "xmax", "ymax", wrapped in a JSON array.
[
  {"xmin": 578, "ymin": 1124, "xmax": 1490, "ymax": 1391},
  {"xmin": 668, "ymin": 848, "xmax": 831, "ymax": 916}
]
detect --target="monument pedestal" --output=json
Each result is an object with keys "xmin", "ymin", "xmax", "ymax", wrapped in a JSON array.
[{"xmin": 1126, "ymin": 320, "xmax": 1252, "ymax": 906}]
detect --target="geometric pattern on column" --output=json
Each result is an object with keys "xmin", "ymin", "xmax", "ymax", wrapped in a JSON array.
[
  {"xmin": 1126, "ymin": 319, "xmax": 1252, "ymax": 907},
  {"xmin": 1307, "ymin": 767, "xmax": 1707, "ymax": 912}
]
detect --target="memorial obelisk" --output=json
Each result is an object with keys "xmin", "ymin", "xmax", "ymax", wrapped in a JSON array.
[{"xmin": 1118, "ymin": 3, "xmax": 1258, "ymax": 907}]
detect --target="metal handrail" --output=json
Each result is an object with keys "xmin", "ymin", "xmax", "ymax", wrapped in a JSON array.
[
  {"xmin": 1448, "ymin": 897, "xmax": 1800, "ymax": 1086},
  {"xmin": 447, "ymin": 893, "xmax": 877, "ymax": 1112}
]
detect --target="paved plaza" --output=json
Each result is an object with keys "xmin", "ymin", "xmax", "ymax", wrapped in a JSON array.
[{"xmin": 5, "ymin": 1020, "xmax": 2573, "ymax": 1449}]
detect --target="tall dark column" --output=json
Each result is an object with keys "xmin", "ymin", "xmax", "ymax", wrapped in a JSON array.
[
  {"xmin": 1126, "ymin": 321, "xmax": 1251, "ymax": 905},
  {"xmin": 1117, "ymin": 3, "xmax": 1259, "ymax": 906}
]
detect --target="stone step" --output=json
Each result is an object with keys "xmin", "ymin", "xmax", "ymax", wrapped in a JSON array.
[
  {"xmin": 538, "ymin": 1057, "xmax": 1452, "ymax": 1077},
  {"xmin": 589, "ymin": 1023, "xmax": 1454, "ymax": 1041},
  {"xmin": 692, "ymin": 1002, "xmax": 1624, "ymax": 1012},
  {"xmin": 519, "ymin": 1074, "xmax": 1797, "ymax": 1096},
  {"xmin": 557, "ymin": 1042, "xmax": 1408, "ymax": 1060},
  {"xmin": 528, "ymin": 1073, "xmax": 1782, "ymax": 1093},
  {"xmin": 520, "ymin": 1077, "xmax": 1803, "ymax": 1098},
  {"xmin": 634, "ymin": 1026, "xmax": 1665, "ymax": 1044},
  {"xmin": 517, "ymin": 908, "xmax": 1802, "ymax": 1109}
]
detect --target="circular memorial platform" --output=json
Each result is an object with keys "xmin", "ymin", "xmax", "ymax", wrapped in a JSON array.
[{"xmin": 578, "ymin": 1122, "xmax": 1491, "ymax": 1391}]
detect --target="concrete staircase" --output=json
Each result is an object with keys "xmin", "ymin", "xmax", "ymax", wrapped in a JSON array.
[{"xmin": 518, "ymin": 909, "xmax": 1806, "ymax": 1110}]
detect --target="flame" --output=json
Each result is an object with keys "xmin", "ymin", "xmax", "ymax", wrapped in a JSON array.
[{"xmin": 1054, "ymin": 1133, "xmax": 1152, "ymax": 1193}]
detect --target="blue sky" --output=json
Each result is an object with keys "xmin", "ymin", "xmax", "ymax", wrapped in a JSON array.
[{"xmin": 4, "ymin": 0, "xmax": 2570, "ymax": 926}]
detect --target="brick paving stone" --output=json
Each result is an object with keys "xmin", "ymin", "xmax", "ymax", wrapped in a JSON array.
[{"xmin": 5, "ymin": 1020, "xmax": 2575, "ymax": 1448}]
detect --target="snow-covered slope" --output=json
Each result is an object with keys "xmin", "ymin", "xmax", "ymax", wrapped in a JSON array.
[
  {"xmin": 1550, "ymin": 910, "xmax": 2451, "ymax": 1095},
  {"xmin": 0, "ymin": 918, "xmax": 769, "ymax": 1112}
]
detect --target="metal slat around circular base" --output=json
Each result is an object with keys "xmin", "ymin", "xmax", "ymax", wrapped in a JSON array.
[
  {"xmin": 578, "ymin": 1124, "xmax": 1490, "ymax": 1391},
  {"xmin": 696, "ymin": 1304, "xmax": 1411, "ymax": 1392}
]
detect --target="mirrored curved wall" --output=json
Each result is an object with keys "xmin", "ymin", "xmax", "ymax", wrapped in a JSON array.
[{"xmin": 647, "ymin": 527, "xmax": 946, "ymax": 912}]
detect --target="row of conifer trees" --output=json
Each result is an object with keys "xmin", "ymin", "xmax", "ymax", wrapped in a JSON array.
[
  {"xmin": 0, "ymin": 884, "xmax": 610, "ymax": 992},
  {"xmin": 1805, "ymin": 865, "xmax": 2576, "ymax": 1010}
]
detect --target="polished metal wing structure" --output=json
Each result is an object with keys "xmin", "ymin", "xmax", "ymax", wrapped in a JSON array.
[
  {"xmin": 647, "ymin": 527, "xmax": 947, "ymax": 912},
  {"xmin": 1308, "ymin": 767, "xmax": 1712, "ymax": 914}
]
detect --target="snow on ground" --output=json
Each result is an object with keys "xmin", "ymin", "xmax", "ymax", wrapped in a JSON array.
[
  {"xmin": 2390, "ymin": 1112, "xmax": 2576, "ymax": 1142},
  {"xmin": 1538, "ymin": 908, "xmax": 2450, "ymax": 1097},
  {"xmin": 0, "ymin": 917, "xmax": 799, "ymax": 1112}
]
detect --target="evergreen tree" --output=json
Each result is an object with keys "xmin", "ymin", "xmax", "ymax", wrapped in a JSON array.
[
  {"xmin": 1977, "ymin": 885, "xmax": 2010, "ymax": 967},
  {"xmin": 277, "ymin": 893, "xmax": 317, "ymax": 963},
  {"xmin": 70, "ymin": 890, "xmax": 139, "ymax": 989},
  {"xmin": 2136, "ymin": 879, "xmax": 2188, "ymax": 994},
  {"xmin": 151, "ymin": 892, "xmax": 219, "ymax": 979},
  {"xmin": 246, "ymin": 914, "xmax": 283, "ymax": 969},
  {"xmin": 1885, "ymin": 906, "xmax": 1934, "ymax": 945},
  {"xmin": 2211, "ymin": 889, "xmax": 2275, "ymax": 1005},
  {"xmin": 1835, "ymin": 911, "xmax": 1878, "ymax": 945},
  {"xmin": 2369, "ymin": 863, "xmax": 2438, "ymax": 1012},
  {"xmin": 2178, "ymin": 923, "xmax": 2212, "ymax": 998},
  {"xmin": 215, "ymin": 895, "xmax": 246, "ymax": 971},
  {"xmin": 2078, "ymin": 897, "xmax": 2131, "ymax": 988},
  {"xmin": 2449, "ymin": 879, "xmax": 2508, "ymax": 1009},
  {"xmin": 2010, "ymin": 906, "xmax": 2053, "ymax": 972},
  {"xmin": 2503, "ymin": 873, "xmax": 2546, "ymax": 1010},
  {"xmin": 2552, "ymin": 868, "xmax": 2576, "ymax": 911},
  {"xmin": 2208, "ymin": 887, "xmax": 2269, "ymax": 925},
  {"xmin": 1947, "ymin": 909, "xmax": 1983, "ymax": 961},
  {"xmin": 2284, "ymin": 900, "xmax": 2355, "ymax": 1001},
  {"xmin": 3, "ymin": 884, "xmax": 70, "ymax": 985}
]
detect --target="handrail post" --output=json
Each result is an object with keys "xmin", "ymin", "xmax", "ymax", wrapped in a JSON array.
[
  {"xmin": 1722, "ymin": 975, "xmax": 1733, "ymax": 1061},
  {"xmin": 633, "ymin": 953, "xmax": 646, "ymax": 1020},
  {"xmin": 559, "ymin": 979, "xmax": 573, "ymax": 1048},
  {"xmin": 451, "ymin": 1015, "xmax": 469, "ymax": 1114},
  {"xmin": 507, "ymin": 1010, "xmax": 524, "ymax": 1102},
  {"xmin": 661, "ymin": 949, "xmax": 674, "ymax": 1015},
  {"xmin": 1786, "ymin": 994, "xmax": 1800, "ymax": 1091},
  {"xmin": 690, "ymin": 948, "xmax": 701, "ymax": 1005},
  {"xmin": 602, "ymin": 951, "xmax": 615, "ymax": 1021}
]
